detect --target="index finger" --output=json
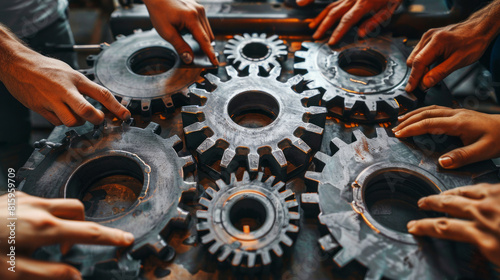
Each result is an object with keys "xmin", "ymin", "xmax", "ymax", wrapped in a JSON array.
[
  {"xmin": 407, "ymin": 217, "xmax": 482, "ymax": 245},
  {"xmin": 328, "ymin": 5, "xmax": 366, "ymax": 45},
  {"xmin": 405, "ymin": 39, "xmax": 442, "ymax": 92},
  {"xmin": 52, "ymin": 220, "xmax": 134, "ymax": 247},
  {"xmin": 186, "ymin": 20, "xmax": 218, "ymax": 66},
  {"xmin": 441, "ymin": 184, "xmax": 494, "ymax": 200}
]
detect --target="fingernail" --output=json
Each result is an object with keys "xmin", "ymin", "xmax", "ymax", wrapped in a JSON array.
[
  {"xmin": 407, "ymin": 220, "xmax": 416, "ymax": 231},
  {"xmin": 392, "ymin": 126, "xmax": 398, "ymax": 132},
  {"xmin": 398, "ymin": 115, "xmax": 405, "ymax": 120},
  {"xmin": 417, "ymin": 198, "xmax": 425, "ymax": 207},
  {"xmin": 181, "ymin": 52, "xmax": 193, "ymax": 64},
  {"xmin": 73, "ymin": 272, "xmax": 82, "ymax": 280},
  {"xmin": 124, "ymin": 232, "xmax": 134, "ymax": 244},
  {"xmin": 439, "ymin": 156, "xmax": 453, "ymax": 168},
  {"xmin": 122, "ymin": 111, "xmax": 131, "ymax": 121},
  {"xmin": 424, "ymin": 76, "xmax": 435, "ymax": 88},
  {"xmin": 394, "ymin": 130, "xmax": 401, "ymax": 137},
  {"xmin": 405, "ymin": 84, "xmax": 411, "ymax": 92}
]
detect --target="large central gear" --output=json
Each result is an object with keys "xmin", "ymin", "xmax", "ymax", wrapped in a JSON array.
[
  {"xmin": 182, "ymin": 65, "xmax": 327, "ymax": 180},
  {"xmin": 196, "ymin": 171, "xmax": 300, "ymax": 269},
  {"xmin": 301, "ymin": 128, "xmax": 481, "ymax": 279},
  {"xmin": 224, "ymin": 33, "xmax": 287, "ymax": 73},
  {"xmin": 82, "ymin": 29, "xmax": 205, "ymax": 117},
  {"xmin": 17, "ymin": 122, "xmax": 196, "ymax": 278},
  {"xmin": 294, "ymin": 36, "xmax": 417, "ymax": 123}
]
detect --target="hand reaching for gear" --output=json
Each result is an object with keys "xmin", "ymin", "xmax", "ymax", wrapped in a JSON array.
[
  {"xmin": 408, "ymin": 183, "xmax": 500, "ymax": 267},
  {"xmin": 0, "ymin": 192, "xmax": 134, "ymax": 280}
]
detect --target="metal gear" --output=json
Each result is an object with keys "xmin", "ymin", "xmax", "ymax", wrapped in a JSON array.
[
  {"xmin": 17, "ymin": 121, "xmax": 197, "ymax": 278},
  {"xmin": 181, "ymin": 65, "xmax": 327, "ymax": 180},
  {"xmin": 224, "ymin": 33, "xmax": 287, "ymax": 73},
  {"xmin": 196, "ymin": 171, "xmax": 300, "ymax": 268},
  {"xmin": 82, "ymin": 29, "xmax": 205, "ymax": 117},
  {"xmin": 301, "ymin": 128, "xmax": 485, "ymax": 279},
  {"xmin": 294, "ymin": 37, "xmax": 417, "ymax": 123}
]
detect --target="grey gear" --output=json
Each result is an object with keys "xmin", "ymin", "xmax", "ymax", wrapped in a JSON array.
[
  {"xmin": 196, "ymin": 171, "xmax": 300, "ymax": 268},
  {"xmin": 181, "ymin": 65, "xmax": 327, "ymax": 180},
  {"xmin": 294, "ymin": 37, "xmax": 417, "ymax": 123},
  {"xmin": 17, "ymin": 121, "xmax": 196, "ymax": 278},
  {"xmin": 224, "ymin": 33, "xmax": 287, "ymax": 72},
  {"xmin": 82, "ymin": 29, "xmax": 205, "ymax": 117},
  {"xmin": 301, "ymin": 128, "xmax": 482, "ymax": 279}
]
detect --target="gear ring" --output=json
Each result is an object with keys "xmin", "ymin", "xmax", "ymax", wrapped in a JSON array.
[
  {"xmin": 181, "ymin": 65, "xmax": 327, "ymax": 180},
  {"xmin": 294, "ymin": 36, "xmax": 417, "ymax": 123},
  {"xmin": 196, "ymin": 171, "xmax": 300, "ymax": 268},
  {"xmin": 18, "ymin": 122, "xmax": 196, "ymax": 277},
  {"xmin": 82, "ymin": 29, "xmax": 205, "ymax": 117},
  {"xmin": 224, "ymin": 33, "xmax": 287, "ymax": 73},
  {"xmin": 301, "ymin": 128, "xmax": 485, "ymax": 279}
]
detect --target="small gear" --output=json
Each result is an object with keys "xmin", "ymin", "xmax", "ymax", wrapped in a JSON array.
[
  {"xmin": 196, "ymin": 171, "xmax": 300, "ymax": 269},
  {"xmin": 18, "ymin": 121, "xmax": 196, "ymax": 278},
  {"xmin": 181, "ymin": 65, "xmax": 327, "ymax": 180},
  {"xmin": 224, "ymin": 33, "xmax": 287, "ymax": 73},
  {"xmin": 82, "ymin": 29, "xmax": 205, "ymax": 117},
  {"xmin": 301, "ymin": 128, "xmax": 487, "ymax": 279},
  {"xmin": 294, "ymin": 36, "xmax": 417, "ymax": 123}
]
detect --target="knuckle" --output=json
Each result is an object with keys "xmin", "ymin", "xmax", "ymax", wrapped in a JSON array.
[
  {"xmin": 434, "ymin": 219, "xmax": 450, "ymax": 235},
  {"xmin": 76, "ymin": 102, "xmax": 95, "ymax": 119},
  {"xmin": 452, "ymin": 149, "xmax": 469, "ymax": 163},
  {"xmin": 62, "ymin": 116, "xmax": 79, "ymax": 127},
  {"xmin": 86, "ymin": 223, "xmax": 103, "ymax": 240},
  {"xmin": 187, "ymin": 9, "xmax": 199, "ymax": 18},
  {"xmin": 33, "ymin": 215, "xmax": 58, "ymax": 230}
]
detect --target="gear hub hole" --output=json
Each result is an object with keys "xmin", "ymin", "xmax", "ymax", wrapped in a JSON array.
[
  {"xmin": 363, "ymin": 170, "xmax": 442, "ymax": 233},
  {"xmin": 229, "ymin": 197, "xmax": 267, "ymax": 233},
  {"xmin": 241, "ymin": 42, "xmax": 271, "ymax": 61},
  {"xmin": 227, "ymin": 91, "xmax": 280, "ymax": 128},
  {"xmin": 338, "ymin": 48, "xmax": 387, "ymax": 77},
  {"xmin": 66, "ymin": 156, "xmax": 144, "ymax": 218},
  {"xmin": 128, "ymin": 46, "xmax": 176, "ymax": 76}
]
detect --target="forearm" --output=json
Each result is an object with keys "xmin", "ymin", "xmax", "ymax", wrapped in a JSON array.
[
  {"xmin": 0, "ymin": 24, "xmax": 37, "ymax": 82},
  {"xmin": 467, "ymin": 0, "xmax": 500, "ymax": 41}
]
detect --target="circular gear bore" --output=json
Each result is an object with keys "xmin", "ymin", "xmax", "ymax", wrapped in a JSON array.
[
  {"xmin": 181, "ymin": 65, "xmax": 327, "ymax": 180},
  {"xmin": 224, "ymin": 33, "xmax": 287, "ymax": 73},
  {"xmin": 17, "ymin": 122, "xmax": 197, "ymax": 278},
  {"xmin": 301, "ymin": 128, "xmax": 489, "ymax": 279},
  {"xmin": 294, "ymin": 36, "xmax": 417, "ymax": 123},
  {"xmin": 196, "ymin": 171, "xmax": 300, "ymax": 269},
  {"xmin": 82, "ymin": 29, "xmax": 205, "ymax": 117}
]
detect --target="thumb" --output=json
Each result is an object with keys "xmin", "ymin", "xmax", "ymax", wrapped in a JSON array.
[
  {"xmin": 157, "ymin": 25, "xmax": 194, "ymax": 64},
  {"xmin": 297, "ymin": 0, "xmax": 315, "ymax": 7},
  {"xmin": 438, "ymin": 139, "xmax": 492, "ymax": 169}
]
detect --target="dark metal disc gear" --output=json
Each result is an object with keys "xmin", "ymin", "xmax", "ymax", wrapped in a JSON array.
[
  {"xmin": 82, "ymin": 29, "xmax": 205, "ymax": 117},
  {"xmin": 17, "ymin": 121, "xmax": 197, "ymax": 278},
  {"xmin": 181, "ymin": 65, "xmax": 327, "ymax": 180},
  {"xmin": 294, "ymin": 37, "xmax": 417, "ymax": 123},
  {"xmin": 224, "ymin": 33, "xmax": 287, "ymax": 72},
  {"xmin": 196, "ymin": 171, "xmax": 300, "ymax": 268},
  {"xmin": 301, "ymin": 128, "xmax": 482, "ymax": 279}
]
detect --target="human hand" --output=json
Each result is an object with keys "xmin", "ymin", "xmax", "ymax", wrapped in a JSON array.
[
  {"xmin": 405, "ymin": 15, "xmax": 496, "ymax": 92},
  {"xmin": 308, "ymin": 0, "xmax": 402, "ymax": 45},
  {"xmin": 407, "ymin": 183, "xmax": 500, "ymax": 267},
  {"xmin": 393, "ymin": 105, "xmax": 500, "ymax": 169},
  {"xmin": 1, "ymin": 52, "xmax": 130, "ymax": 127},
  {"xmin": 0, "ymin": 192, "xmax": 134, "ymax": 280},
  {"xmin": 143, "ymin": 0, "xmax": 218, "ymax": 65}
]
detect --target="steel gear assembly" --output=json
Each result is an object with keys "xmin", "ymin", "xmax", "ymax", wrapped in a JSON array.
[
  {"xmin": 196, "ymin": 171, "xmax": 300, "ymax": 269},
  {"xmin": 181, "ymin": 65, "xmax": 327, "ymax": 180},
  {"xmin": 301, "ymin": 128, "xmax": 482, "ymax": 279},
  {"xmin": 82, "ymin": 29, "xmax": 205, "ymax": 117},
  {"xmin": 17, "ymin": 121, "xmax": 197, "ymax": 278},
  {"xmin": 294, "ymin": 36, "xmax": 418, "ymax": 123},
  {"xmin": 224, "ymin": 33, "xmax": 287, "ymax": 73}
]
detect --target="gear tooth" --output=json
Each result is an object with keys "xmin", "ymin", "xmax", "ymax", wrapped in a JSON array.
[
  {"xmin": 281, "ymin": 234, "xmax": 293, "ymax": 247},
  {"xmin": 181, "ymin": 105, "xmax": 203, "ymax": 114},
  {"xmin": 303, "ymin": 123, "xmax": 324, "ymax": 135},
  {"xmin": 271, "ymin": 149, "xmax": 287, "ymax": 168},
  {"xmin": 190, "ymin": 86, "xmax": 210, "ymax": 98},
  {"xmin": 145, "ymin": 122, "xmax": 161, "ymax": 135},
  {"xmin": 199, "ymin": 197, "xmax": 212, "ymax": 209},
  {"xmin": 287, "ymin": 224, "xmax": 299, "ymax": 233},
  {"xmin": 333, "ymin": 248, "xmax": 355, "ymax": 268},
  {"xmin": 228, "ymin": 38, "xmax": 239, "ymax": 45},
  {"xmin": 226, "ymin": 65, "xmax": 239, "ymax": 78},
  {"xmin": 352, "ymin": 130, "xmax": 367, "ymax": 142},
  {"xmin": 223, "ymin": 48, "xmax": 234, "ymax": 54},
  {"xmin": 294, "ymin": 51, "xmax": 307, "ymax": 59},
  {"xmin": 252, "ymin": 33, "xmax": 258, "ymax": 38},
  {"xmin": 399, "ymin": 90, "xmax": 417, "ymax": 102},
  {"xmin": 301, "ymin": 192, "xmax": 319, "ymax": 205},
  {"xmin": 343, "ymin": 98, "xmax": 356, "ymax": 115},
  {"xmin": 375, "ymin": 127, "xmax": 389, "ymax": 139},
  {"xmin": 331, "ymin": 137, "xmax": 348, "ymax": 150},
  {"xmin": 248, "ymin": 64, "xmax": 259, "ymax": 76},
  {"xmin": 216, "ymin": 179, "xmax": 228, "ymax": 190},
  {"xmin": 285, "ymin": 200, "xmax": 299, "ymax": 209},
  {"xmin": 272, "ymin": 244, "xmax": 283, "ymax": 257},
  {"xmin": 242, "ymin": 171, "xmax": 251, "ymax": 183},
  {"xmin": 262, "ymin": 63, "xmax": 272, "ymax": 73},
  {"xmin": 365, "ymin": 266, "xmax": 386, "ymax": 280},
  {"xmin": 314, "ymin": 151, "xmax": 330, "ymax": 165},
  {"xmin": 209, "ymin": 241, "xmax": 223, "ymax": 255},
  {"xmin": 196, "ymin": 222, "xmax": 210, "ymax": 231},
  {"xmin": 247, "ymin": 253, "xmax": 257, "ymax": 268},
  {"xmin": 226, "ymin": 54, "xmax": 236, "ymax": 60},
  {"xmin": 205, "ymin": 187, "xmax": 217, "ymax": 199},
  {"xmin": 196, "ymin": 137, "xmax": 216, "ymax": 154},
  {"xmin": 269, "ymin": 65, "xmax": 282, "ymax": 78},
  {"xmin": 307, "ymin": 106, "xmax": 328, "ymax": 116},
  {"xmin": 201, "ymin": 233, "xmax": 216, "ymax": 244},
  {"xmin": 205, "ymin": 73, "xmax": 221, "ymax": 85},
  {"xmin": 234, "ymin": 34, "xmax": 245, "ymax": 41},
  {"xmin": 301, "ymin": 42, "xmax": 315, "ymax": 49},
  {"xmin": 287, "ymin": 74, "xmax": 304, "ymax": 87},
  {"xmin": 365, "ymin": 100, "xmax": 378, "ymax": 120},
  {"xmin": 232, "ymin": 251, "xmax": 244, "ymax": 266},
  {"xmin": 141, "ymin": 99, "xmax": 152, "ymax": 113},
  {"xmin": 294, "ymin": 62, "xmax": 307, "ymax": 70},
  {"xmin": 260, "ymin": 250, "xmax": 272, "ymax": 266},
  {"xmin": 279, "ymin": 189, "xmax": 293, "ymax": 199},
  {"xmin": 292, "ymin": 137, "xmax": 311, "ymax": 154},
  {"xmin": 264, "ymin": 176, "xmax": 275, "ymax": 187},
  {"xmin": 289, "ymin": 211, "xmax": 300, "ymax": 220},
  {"xmin": 218, "ymin": 246, "xmax": 232, "ymax": 262},
  {"xmin": 256, "ymin": 172, "xmax": 264, "ymax": 182},
  {"xmin": 301, "ymin": 89, "xmax": 321, "ymax": 98},
  {"xmin": 273, "ymin": 181, "xmax": 286, "ymax": 192},
  {"xmin": 385, "ymin": 98, "xmax": 400, "ymax": 110},
  {"xmin": 237, "ymin": 61, "xmax": 249, "ymax": 71},
  {"xmin": 161, "ymin": 95, "xmax": 175, "ymax": 109},
  {"xmin": 120, "ymin": 97, "xmax": 131, "ymax": 108},
  {"xmin": 268, "ymin": 34, "xmax": 279, "ymax": 41},
  {"xmin": 196, "ymin": 210, "xmax": 208, "ymax": 219},
  {"xmin": 304, "ymin": 171, "xmax": 322, "ymax": 183},
  {"xmin": 243, "ymin": 33, "xmax": 251, "ymax": 39},
  {"xmin": 318, "ymin": 234, "xmax": 339, "ymax": 253},
  {"xmin": 180, "ymin": 181, "xmax": 197, "ymax": 193},
  {"xmin": 247, "ymin": 152, "xmax": 260, "ymax": 172},
  {"xmin": 230, "ymin": 173, "xmax": 237, "ymax": 184},
  {"xmin": 220, "ymin": 148, "xmax": 236, "ymax": 168}
]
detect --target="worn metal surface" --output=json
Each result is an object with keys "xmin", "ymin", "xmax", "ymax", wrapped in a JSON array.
[
  {"xmin": 196, "ymin": 171, "xmax": 299, "ymax": 269},
  {"xmin": 182, "ymin": 65, "xmax": 326, "ymax": 181},
  {"xmin": 17, "ymin": 122, "xmax": 197, "ymax": 278},
  {"xmin": 82, "ymin": 29, "xmax": 210, "ymax": 117},
  {"xmin": 295, "ymin": 36, "xmax": 418, "ymax": 123},
  {"xmin": 224, "ymin": 33, "xmax": 287, "ymax": 73}
]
